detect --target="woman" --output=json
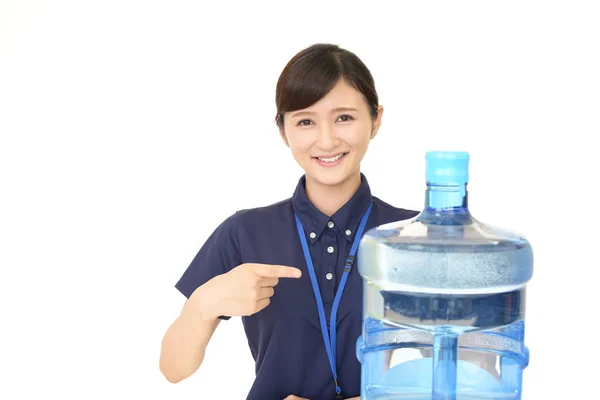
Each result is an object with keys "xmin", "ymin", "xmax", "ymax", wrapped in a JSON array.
[{"xmin": 159, "ymin": 43, "xmax": 418, "ymax": 400}]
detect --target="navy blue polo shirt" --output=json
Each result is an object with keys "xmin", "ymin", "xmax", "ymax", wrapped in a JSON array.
[{"xmin": 175, "ymin": 174, "xmax": 418, "ymax": 400}]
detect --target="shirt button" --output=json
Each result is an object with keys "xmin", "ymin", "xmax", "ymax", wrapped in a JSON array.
[
  {"xmin": 326, "ymin": 273, "xmax": 333, "ymax": 280},
  {"xmin": 309, "ymin": 232, "xmax": 316, "ymax": 239},
  {"xmin": 327, "ymin": 221, "xmax": 335, "ymax": 228},
  {"xmin": 327, "ymin": 246, "xmax": 334, "ymax": 254},
  {"xmin": 345, "ymin": 229, "xmax": 352, "ymax": 236}
]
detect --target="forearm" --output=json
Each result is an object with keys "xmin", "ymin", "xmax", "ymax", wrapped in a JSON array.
[{"xmin": 159, "ymin": 286, "xmax": 220, "ymax": 383}]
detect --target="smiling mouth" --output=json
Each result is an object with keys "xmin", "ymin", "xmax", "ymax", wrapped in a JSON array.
[{"xmin": 313, "ymin": 153, "xmax": 347, "ymax": 163}]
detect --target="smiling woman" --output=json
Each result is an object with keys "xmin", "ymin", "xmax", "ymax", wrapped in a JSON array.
[
  {"xmin": 159, "ymin": 43, "xmax": 418, "ymax": 400},
  {"xmin": 279, "ymin": 79, "xmax": 382, "ymax": 217}
]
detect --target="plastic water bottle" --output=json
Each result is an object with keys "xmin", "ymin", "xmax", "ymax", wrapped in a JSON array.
[{"xmin": 356, "ymin": 151, "xmax": 533, "ymax": 400}]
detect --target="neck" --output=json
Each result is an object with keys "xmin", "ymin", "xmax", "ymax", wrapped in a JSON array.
[
  {"xmin": 305, "ymin": 172, "xmax": 362, "ymax": 217},
  {"xmin": 421, "ymin": 182, "xmax": 471, "ymax": 223},
  {"xmin": 426, "ymin": 182, "xmax": 468, "ymax": 209}
]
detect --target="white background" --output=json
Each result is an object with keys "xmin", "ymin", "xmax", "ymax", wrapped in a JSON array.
[{"xmin": 1, "ymin": 1, "xmax": 598, "ymax": 399}]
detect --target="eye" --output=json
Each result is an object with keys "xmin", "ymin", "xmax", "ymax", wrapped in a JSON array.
[
  {"xmin": 337, "ymin": 114, "xmax": 354, "ymax": 122},
  {"xmin": 297, "ymin": 119, "xmax": 313, "ymax": 126}
]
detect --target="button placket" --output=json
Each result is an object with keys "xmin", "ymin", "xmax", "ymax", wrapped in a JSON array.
[{"xmin": 322, "ymin": 232, "xmax": 338, "ymax": 305}]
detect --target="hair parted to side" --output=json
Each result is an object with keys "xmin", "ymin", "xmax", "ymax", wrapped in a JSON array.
[{"xmin": 275, "ymin": 43, "xmax": 379, "ymax": 127}]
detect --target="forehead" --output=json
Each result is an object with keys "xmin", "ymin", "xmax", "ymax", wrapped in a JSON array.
[{"xmin": 300, "ymin": 79, "xmax": 367, "ymax": 113}]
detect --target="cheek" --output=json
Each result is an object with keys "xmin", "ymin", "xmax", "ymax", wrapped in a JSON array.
[
  {"xmin": 345, "ymin": 128, "xmax": 372, "ymax": 153},
  {"xmin": 286, "ymin": 132, "xmax": 312, "ymax": 154},
  {"xmin": 288, "ymin": 138, "xmax": 313, "ymax": 162},
  {"xmin": 351, "ymin": 141, "xmax": 370, "ymax": 161}
]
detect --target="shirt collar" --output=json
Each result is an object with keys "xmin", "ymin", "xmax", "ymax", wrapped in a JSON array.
[{"xmin": 292, "ymin": 173, "xmax": 373, "ymax": 245}]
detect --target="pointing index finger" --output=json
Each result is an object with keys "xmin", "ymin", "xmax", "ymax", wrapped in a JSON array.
[{"xmin": 254, "ymin": 264, "xmax": 302, "ymax": 278}]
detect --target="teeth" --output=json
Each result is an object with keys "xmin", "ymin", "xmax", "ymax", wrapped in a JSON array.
[{"xmin": 318, "ymin": 154, "xmax": 344, "ymax": 163}]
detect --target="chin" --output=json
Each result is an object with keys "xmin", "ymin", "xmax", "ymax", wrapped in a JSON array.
[{"xmin": 306, "ymin": 169, "xmax": 354, "ymax": 188}]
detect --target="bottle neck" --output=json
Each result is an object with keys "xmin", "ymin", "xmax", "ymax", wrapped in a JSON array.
[{"xmin": 423, "ymin": 183, "xmax": 469, "ymax": 216}]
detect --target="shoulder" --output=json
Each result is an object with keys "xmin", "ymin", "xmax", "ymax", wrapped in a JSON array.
[
  {"xmin": 227, "ymin": 197, "xmax": 294, "ymax": 226},
  {"xmin": 209, "ymin": 198, "xmax": 294, "ymax": 243},
  {"xmin": 219, "ymin": 198, "xmax": 294, "ymax": 254},
  {"xmin": 372, "ymin": 196, "xmax": 420, "ymax": 222}
]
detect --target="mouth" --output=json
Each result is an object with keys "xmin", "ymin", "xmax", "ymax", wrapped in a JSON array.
[{"xmin": 312, "ymin": 152, "xmax": 347, "ymax": 167}]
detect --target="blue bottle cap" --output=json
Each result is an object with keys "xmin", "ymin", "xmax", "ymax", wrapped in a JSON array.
[{"xmin": 425, "ymin": 151, "xmax": 470, "ymax": 185}]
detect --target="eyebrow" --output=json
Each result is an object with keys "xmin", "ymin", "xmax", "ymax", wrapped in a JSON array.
[{"xmin": 291, "ymin": 107, "xmax": 358, "ymax": 118}]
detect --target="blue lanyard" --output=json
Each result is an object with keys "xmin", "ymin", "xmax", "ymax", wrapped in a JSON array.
[{"xmin": 294, "ymin": 201, "xmax": 373, "ymax": 398}]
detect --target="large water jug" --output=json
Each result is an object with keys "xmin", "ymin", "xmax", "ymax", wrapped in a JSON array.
[{"xmin": 356, "ymin": 151, "xmax": 533, "ymax": 400}]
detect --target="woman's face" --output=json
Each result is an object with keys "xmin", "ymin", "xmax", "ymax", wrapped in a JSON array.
[{"xmin": 281, "ymin": 79, "xmax": 383, "ymax": 189}]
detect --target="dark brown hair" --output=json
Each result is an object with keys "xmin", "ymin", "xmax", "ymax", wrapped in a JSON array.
[{"xmin": 275, "ymin": 43, "xmax": 379, "ymax": 127}]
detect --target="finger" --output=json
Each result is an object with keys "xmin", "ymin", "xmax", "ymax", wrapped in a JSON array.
[
  {"xmin": 260, "ymin": 277, "xmax": 279, "ymax": 287},
  {"xmin": 257, "ymin": 287, "xmax": 275, "ymax": 300},
  {"xmin": 254, "ymin": 264, "xmax": 302, "ymax": 279},
  {"xmin": 254, "ymin": 297, "xmax": 271, "ymax": 313}
]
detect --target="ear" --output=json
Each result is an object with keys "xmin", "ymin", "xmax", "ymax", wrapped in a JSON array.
[
  {"xmin": 279, "ymin": 126, "xmax": 289, "ymax": 147},
  {"xmin": 370, "ymin": 105, "xmax": 384, "ymax": 139}
]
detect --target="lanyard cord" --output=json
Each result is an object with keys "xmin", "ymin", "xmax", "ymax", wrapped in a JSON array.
[{"xmin": 294, "ymin": 201, "xmax": 373, "ymax": 396}]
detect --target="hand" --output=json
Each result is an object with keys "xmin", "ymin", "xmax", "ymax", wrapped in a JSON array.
[{"xmin": 191, "ymin": 263, "xmax": 302, "ymax": 318}]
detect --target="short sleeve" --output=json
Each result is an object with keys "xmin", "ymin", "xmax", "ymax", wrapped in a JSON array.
[{"xmin": 175, "ymin": 212, "xmax": 241, "ymax": 320}]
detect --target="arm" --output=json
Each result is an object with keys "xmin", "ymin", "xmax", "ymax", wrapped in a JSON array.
[
  {"xmin": 159, "ymin": 283, "xmax": 220, "ymax": 383},
  {"xmin": 160, "ymin": 214, "xmax": 240, "ymax": 382},
  {"xmin": 160, "ymin": 263, "xmax": 301, "ymax": 383}
]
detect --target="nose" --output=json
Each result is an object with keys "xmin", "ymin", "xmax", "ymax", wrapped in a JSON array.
[{"xmin": 315, "ymin": 123, "xmax": 339, "ymax": 151}]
